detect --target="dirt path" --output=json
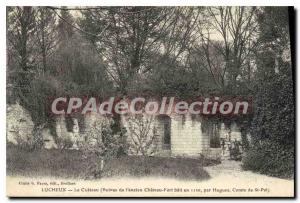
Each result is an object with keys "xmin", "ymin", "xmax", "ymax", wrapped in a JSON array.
[
  {"xmin": 202, "ymin": 159, "xmax": 294, "ymax": 196},
  {"xmin": 204, "ymin": 159, "xmax": 247, "ymax": 178},
  {"xmin": 204, "ymin": 159, "xmax": 291, "ymax": 181}
]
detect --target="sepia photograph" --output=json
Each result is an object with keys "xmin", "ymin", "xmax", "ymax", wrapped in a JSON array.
[{"xmin": 5, "ymin": 5, "xmax": 295, "ymax": 197}]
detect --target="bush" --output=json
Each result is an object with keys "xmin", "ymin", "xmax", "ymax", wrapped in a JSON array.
[
  {"xmin": 79, "ymin": 117, "xmax": 128, "ymax": 178},
  {"xmin": 56, "ymin": 136, "xmax": 74, "ymax": 149},
  {"xmin": 242, "ymin": 141, "xmax": 294, "ymax": 178},
  {"xmin": 243, "ymin": 7, "xmax": 294, "ymax": 179},
  {"xmin": 14, "ymin": 124, "xmax": 45, "ymax": 152},
  {"xmin": 244, "ymin": 58, "xmax": 294, "ymax": 178}
]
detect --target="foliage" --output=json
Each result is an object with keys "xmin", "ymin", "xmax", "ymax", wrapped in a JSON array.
[
  {"xmin": 242, "ymin": 141, "xmax": 294, "ymax": 178},
  {"xmin": 243, "ymin": 7, "xmax": 294, "ymax": 178},
  {"xmin": 243, "ymin": 64, "xmax": 294, "ymax": 177},
  {"xmin": 56, "ymin": 136, "xmax": 74, "ymax": 149}
]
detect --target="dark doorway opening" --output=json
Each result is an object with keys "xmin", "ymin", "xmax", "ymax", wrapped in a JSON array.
[{"xmin": 158, "ymin": 115, "xmax": 171, "ymax": 150}]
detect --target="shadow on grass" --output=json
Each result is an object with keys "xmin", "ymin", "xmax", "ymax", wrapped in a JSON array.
[{"xmin": 7, "ymin": 144, "xmax": 218, "ymax": 181}]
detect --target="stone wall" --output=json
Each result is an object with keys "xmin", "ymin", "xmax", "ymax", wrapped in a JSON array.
[
  {"xmin": 122, "ymin": 114, "xmax": 212, "ymax": 158},
  {"xmin": 220, "ymin": 122, "xmax": 242, "ymax": 141},
  {"xmin": 170, "ymin": 114, "xmax": 209, "ymax": 157},
  {"xmin": 7, "ymin": 103, "xmax": 116, "ymax": 151},
  {"xmin": 42, "ymin": 128, "xmax": 57, "ymax": 149},
  {"xmin": 54, "ymin": 115, "xmax": 81, "ymax": 149},
  {"xmin": 7, "ymin": 103, "xmax": 35, "ymax": 145},
  {"xmin": 7, "ymin": 103, "xmax": 223, "ymax": 160}
]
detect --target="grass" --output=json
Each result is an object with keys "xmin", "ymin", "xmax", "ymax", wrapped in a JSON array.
[{"xmin": 7, "ymin": 144, "xmax": 215, "ymax": 181}]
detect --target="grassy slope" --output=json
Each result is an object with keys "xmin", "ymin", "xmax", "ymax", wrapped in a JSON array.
[{"xmin": 7, "ymin": 145, "xmax": 214, "ymax": 181}]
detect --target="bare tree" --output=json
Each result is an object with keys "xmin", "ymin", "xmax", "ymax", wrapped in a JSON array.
[
  {"xmin": 7, "ymin": 7, "xmax": 37, "ymax": 71},
  {"xmin": 7, "ymin": 6, "xmax": 39, "ymax": 106},
  {"xmin": 194, "ymin": 7, "xmax": 258, "ymax": 92},
  {"xmin": 35, "ymin": 7, "xmax": 58, "ymax": 74},
  {"xmin": 126, "ymin": 115, "xmax": 158, "ymax": 156},
  {"xmin": 79, "ymin": 7, "xmax": 201, "ymax": 95}
]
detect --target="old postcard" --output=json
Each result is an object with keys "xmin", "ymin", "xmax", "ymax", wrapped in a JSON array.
[{"xmin": 6, "ymin": 6, "xmax": 295, "ymax": 197}]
